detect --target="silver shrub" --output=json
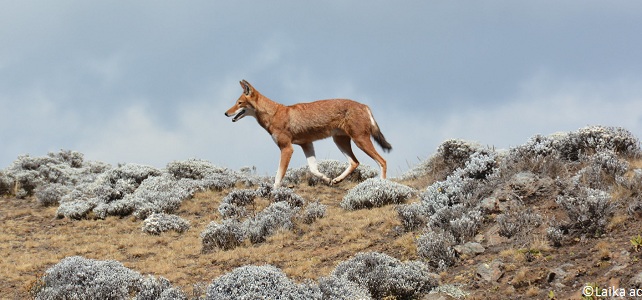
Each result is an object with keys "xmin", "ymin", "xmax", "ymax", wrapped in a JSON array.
[
  {"xmin": 396, "ymin": 202, "xmax": 429, "ymax": 231},
  {"xmin": 35, "ymin": 183, "xmax": 71, "ymax": 206},
  {"xmin": 546, "ymin": 226, "xmax": 564, "ymax": 247},
  {"xmin": 55, "ymin": 163, "xmax": 161, "ymax": 219},
  {"xmin": 397, "ymin": 150, "xmax": 493, "ymax": 235},
  {"xmin": 0, "ymin": 171, "xmax": 12, "ymax": 195},
  {"xmin": 585, "ymin": 150, "xmax": 629, "ymax": 177},
  {"xmin": 448, "ymin": 209, "xmax": 483, "ymax": 243},
  {"xmin": 142, "ymin": 213, "xmax": 190, "ymax": 235},
  {"xmin": 271, "ymin": 187, "xmax": 306, "ymax": 207},
  {"xmin": 496, "ymin": 207, "xmax": 542, "ymax": 239},
  {"xmin": 166, "ymin": 158, "xmax": 262, "ymax": 189},
  {"xmin": 556, "ymin": 126, "xmax": 641, "ymax": 161},
  {"xmin": 426, "ymin": 204, "xmax": 483, "ymax": 244},
  {"xmin": 456, "ymin": 151, "xmax": 497, "ymax": 180},
  {"xmin": 302, "ymin": 200, "xmax": 327, "ymax": 224},
  {"xmin": 129, "ymin": 175, "xmax": 199, "ymax": 219},
  {"xmin": 201, "ymin": 219, "xmax": 245, "ymax": 252},
  {"xmin": 103, "ymin": 163, "xmax": 162, "ymax": 186},
  {"xmin": 331, "ymin": 251, "xmax": 437, "ymax": 299},
  {"xmin": 556, "ymin": 187, "xmax": 615, "ymax": 236},
  {"xmin": 205, "ymin": 265, "xmax": 322, "ymax": 300},
  {"xmin": 35, "ymin": 256, "xmax": 142, "ymax": 300},
  {"xmin": 222, "ymin": 189, "xmax": 256, "ymax": 206},
  {"xmin": 243, "ymin": 201, "xmax": 299, "ymax": 244},
  {"xmin": 218, "ymin": 202, "xmax": 248, "ymax": 219},
  {"xmin": 135, "ymin": 275, "xmax": 187, "ymax": 300},
  {"xmin": 417, "ymin": 230, "xmax": 457, "ymax": 270},
  {"xmin": 340, "ymin": 178, "xmax": 415, "ymax": 210},
  {"xmin": 218, "ymin": 189, "xmax": 257, "ymax": 219},
  {"xmin": 400, "ymin": 139, "xmax": 488, "ymax": 180},
  {"xmin": 4, "ymin": 150, "xmax": 105, "ymax": 198},
  {"xmin": 35, "ymin": 256, "xmax": 185, "ymax": 300},
  {"xmin": 56, "ymin": 199, "xmax": 95, "ymax": 220},
  {"xmin": 255, "ymin": 181, "xmax": 272, "ymax": 198},
  {"xmin": 317, "ymin": 276, "xmax": 372, "ymax": 300}
]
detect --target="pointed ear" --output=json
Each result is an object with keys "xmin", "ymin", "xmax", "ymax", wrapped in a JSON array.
[{"xmin": 240, "ymin": 80, "xmax": 252, "ymax": 96}]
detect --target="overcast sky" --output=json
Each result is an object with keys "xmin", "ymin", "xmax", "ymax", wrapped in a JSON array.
[{"xmin": 2, "ymin": 1, "xmax": 642, "ymax": 177}]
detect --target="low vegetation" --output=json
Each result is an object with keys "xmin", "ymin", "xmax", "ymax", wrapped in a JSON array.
[{"xmin": 2, "ymin": 125, "xmax": 642, "ymax": 299}]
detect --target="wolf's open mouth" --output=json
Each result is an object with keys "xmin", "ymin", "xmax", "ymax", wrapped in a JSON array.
[{"xmin": 232, "ymin": 109, "xmax": 246, "ymax": 122}]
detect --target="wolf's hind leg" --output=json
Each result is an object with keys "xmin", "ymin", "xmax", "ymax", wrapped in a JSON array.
[{"xmin": 331, "ymin": 135, "xmax": 360, "ymax": 184}]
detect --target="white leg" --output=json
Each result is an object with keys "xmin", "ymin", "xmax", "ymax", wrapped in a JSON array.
[
  {"xmin": 300, "ymin": 143, "xmax": 331, "ymax": 184},
  {"xmin": 332, "ymin": 135, "xmax": 359, "ymax": 184}
]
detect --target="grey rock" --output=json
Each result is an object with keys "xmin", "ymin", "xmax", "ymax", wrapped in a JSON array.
[
  {"xmin": 454, "ymin": 242, "xmax": 485, "ymax": 256},
  {"xmin": 476, "ymin": 259, "xmax": 504, "ymax": 283}
]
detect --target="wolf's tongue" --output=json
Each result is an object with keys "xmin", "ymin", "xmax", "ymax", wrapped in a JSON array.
[{"xmin": 232, "ymin": 109, "xmax": 246, "ymax": 122}]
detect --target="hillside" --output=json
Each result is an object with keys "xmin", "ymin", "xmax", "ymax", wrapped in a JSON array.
[{"xmin": 2, "ymin": 125, "xmax": 642, "ymax": 299}]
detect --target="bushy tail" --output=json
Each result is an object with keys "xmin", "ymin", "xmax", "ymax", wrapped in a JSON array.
[
  {"xmin": 372, "ymin": 127, "xmax": 392, "ymax": 152},
  {"xmin": 368, "ymin": 110, "xmax": 392, "ymax": 152}
]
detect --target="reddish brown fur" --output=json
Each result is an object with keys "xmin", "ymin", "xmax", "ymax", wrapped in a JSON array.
[{"xmin": 225, "ymin": 80, "xmax": 391, "ymax": 187}]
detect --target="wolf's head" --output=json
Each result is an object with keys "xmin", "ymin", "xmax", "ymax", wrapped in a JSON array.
[{"xmin": 224, "ymin": 80, "xmax": 258, "ymax": 122}]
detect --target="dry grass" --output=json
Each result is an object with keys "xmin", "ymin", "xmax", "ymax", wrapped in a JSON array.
[
  {"xmin": 4, "ymin": 157, "xmax": 642, "ymax": 299},
  {"xmin": 0, "ymin": 181, "xmax": 413, "ymax": 298}
]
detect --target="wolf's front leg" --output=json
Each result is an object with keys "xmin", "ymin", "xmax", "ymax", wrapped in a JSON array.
[
  {"xmin": 300, "ymin": 143, "xmax": 331, "ymax": 185},
  {"xmin": 274, "ymin": 144, "xmax": 294, "ymax": 188}
]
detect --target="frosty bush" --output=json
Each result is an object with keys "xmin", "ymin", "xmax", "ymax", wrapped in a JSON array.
[
  {"xmin": 34, "ymin": 256, "xmax": 185, "ymax": 300},
  {"xmin": 128, "ymin": 174, "xmax": 199, "ymax": 219},
  {"xmin": 573, "ymin": 150, "xmax": 629, "ymax": 190},
  {"xmin": 417, "ymin": 231, "xmax": 457, "ymax": 270},
  {"xmin": 205, "ymin": 265, "xmax": 321, "ymax": 300},
  {"xmin": 201, "ymin": 219, "xmax": 245, "ymax": 252},
  {"xmin": 222, "ymin": 189, "xmax": 256, "ymax": 206},
  {"xmin": 557, "ymin": 126, "xmax": 641, "ymax": 161},
  {"xmin": 3, "ymin": 150, "xmax": 107, "ymax": 198},
  {"xmin": 396, "ymin": 202, "xmax": 429, "ymax": 231},
  {"xmin": 282, "ymin": 160, "xmax": 378, "ymax": 186},
  {"xmin": 103, "ymin": 163, "xmax": 162, "ymax": 186},
  {"xmin": 496, "ymin": 207, "xmax": 542, "ymax": 239},
  {"xmin": 244, "ymin": 201, "xmax": 299, "ymax": 244},
  {"xmin": 136, "ymin": 275, "xmax": 187, "ymax": 300},
  {"xmin": 397, "ymin": 156, "xmax": 490, "ymax": 235},
  {"xmin": 317, "ymin": 275, "xmax": 372, "ymax": 300},
  {"xmin": 585, "ymin": 150, "xmax": 629, "ymax": 177},
  {"xmin": 56, "ymin": 200, "xmax": 95, "ymax": 220},
  {"xmin": 302, "ymin": 200, "xmax": 327, "ymax": 224},
  {"xmin": 457, "ymin": 151, "xmax": 497, "ymax": 180},
  {"xmin": 341, "ymin": 178, "xmax": 415, "ymax": 210},
  {"xmin": 271, "ymin": 187, "xmax": 305, "ymax": 207},
  {"xmin": 255, "ymin": 181, "xmax": 272, "ymax": 198},
  {"xmin": 546, "ymin": 226, "xmax": 565, "ymax": 247},
  {"xmin": 211, "ymin": 187, "xmax": 309, "ymax": 249},
  {"xmin": 400, "ymin": 139, "xmax": 489, "ymax": 180},
  {"xmin": 331, "ymin": 251, "xmax": 437, "ymax": 299},
  {"xmin": 556, "ymin": 187, "xmax": 615, "ymax": 236},
  {"xmin": 167, "ymin": 158, "xmax": 221, "ymax": 180},
  {"xmin": 0, "ymin": 171, "xmax": 12, "ymax": 195},
  {"xmin": 448, "ymin": 209, "xmax": 483, "ymax": 243},
  {"xmin": 35, "ymin": 256, "xmax": 142, "ymax": 300},
  {"xmin": 35, "ymin": 183, "xmax": 70, "ymax": 206},
  {"xmin": 218, "ymin": 202, "xmax": 248, "ymax": 219},
  {"xmin": 142, "ymin": 213, "xmax": 190, "ymax": 235},
  {"xmin": 166, "ymin": 158, "xmax": 262, "ymax": 189}
]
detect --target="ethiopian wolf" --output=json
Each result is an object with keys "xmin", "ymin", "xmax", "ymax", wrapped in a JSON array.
[{"xmin": 225, "ymin": 80, "xmax": 392, "ymax": 188}]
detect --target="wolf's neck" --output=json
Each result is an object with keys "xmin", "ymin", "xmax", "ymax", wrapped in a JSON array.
[{"xmin": 254, "ymin": 94, "xmax": 285, "ymax": 132}]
